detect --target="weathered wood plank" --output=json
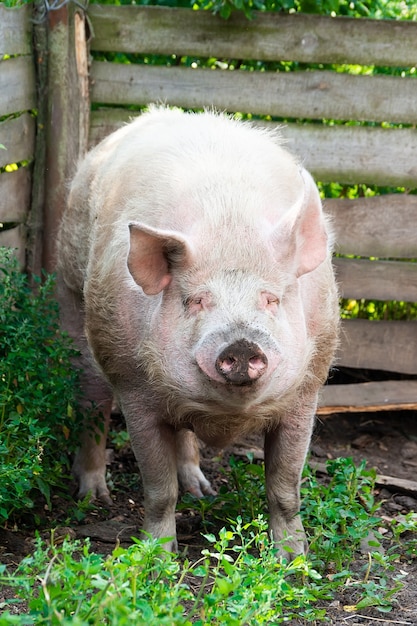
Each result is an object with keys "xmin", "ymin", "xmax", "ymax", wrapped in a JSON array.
[
  {"xmin": 326, "ymin": 195, "xmax": 417, "ymax": 259},
  {"xmin": 88, "ymin": 6, "xmax": 417, "ymax": 68},
  {"xmin": 334, "ymin": 258, "xmax": 417, "ymax": 302},
  {"xmin": 318, "ymin": 380, "xmax": 417, "ymax": 414},
  {"xmin": 0, "ymin": 225, "xmax": 26, "ymax": 269},
  {"xmin": 338, "ymin": 319, "xmax": 417, "ymax": 375},
  {"xmin": 280, "ymin": 124, "xmax": 417, "ymax": 187},
  {"xmin": 90, "ymin": 62, "xmax": 417, "ymax": 125},
  {"xmin": 89, "ymin": 108, "xmax": 139, "ymax": 147},
  {"xmin": 0, "ymin": 57, "xmax": 36, "ymax": 117},
  {"xmin": 89, "ymin": 108, "xmax": 417, "ymax": 186},
  {"xmin": 0, "ymin": 167, "xmax": 31, "ymax": 223},
  {"xmin": 0, "ymin": 4, "xmax": 32, "ymax": 57},
  {"xmin": 0, "ymin": 113, "xmax": 35, "ymax": 168},
  {"xmin": 42, "ymin": 5, "xmax": 91, "ymax": 272}
]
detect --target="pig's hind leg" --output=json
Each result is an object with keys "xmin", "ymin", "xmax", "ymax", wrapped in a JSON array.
[
  {"xmin": 264, "ymin": 395, "xmax": 317, "ymax": 559},
  {"xmin": 57, "ymin": 277, "xmax": 113, "ymax": 505},
  {"xmin": 176, "ymin": 429, "xmax": 216, "ymax": 497}
]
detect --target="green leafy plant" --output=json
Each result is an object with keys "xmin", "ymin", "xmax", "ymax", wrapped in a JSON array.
[
  {"xmin": 0, "ymin": 248, "xmax": 81, "ymax": 524},
  {"xmin": 0, "ymin": 453, "xmax": 411, "ymax": 622},
  {"xmin": 178, "ymin": 453, "xmax": 266, "ymax": 527},
  {"xmin": 389, "ymin": 511, "xmax": 417, "ymax": 558},
  {"xmin": 302, "ymin": 458, "xmax": 381, "ymax": 565}
]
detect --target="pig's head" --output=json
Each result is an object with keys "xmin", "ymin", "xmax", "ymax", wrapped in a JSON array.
[{"xmin": 126, "ymin": 164, "xmax": 329, "ymax": 413}]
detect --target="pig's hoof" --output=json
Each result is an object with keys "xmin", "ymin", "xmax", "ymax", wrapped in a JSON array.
[
  {"xmin": 271, "ymin": 529, "xmax": 308, "ymax": 560},
  {"xmin": 178, "ymin": 463, "xmax": 216, "ymax": 498},
  {"xmin": 75, "ymin": 469, "xmax": 113, "ymax": 507}
]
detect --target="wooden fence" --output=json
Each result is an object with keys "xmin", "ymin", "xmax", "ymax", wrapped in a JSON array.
[
  {"xmin": 0, "ymin": 3, "xmax": 35, "ymax": 269},
  {"xmin": 1, "ymin": 2, "xmax": 417, "ymax": 413}
]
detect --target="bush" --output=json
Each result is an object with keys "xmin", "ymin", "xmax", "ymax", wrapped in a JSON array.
[{"xmin": 0, "ymin": 248, "xmax": 81, "ymax": 524}]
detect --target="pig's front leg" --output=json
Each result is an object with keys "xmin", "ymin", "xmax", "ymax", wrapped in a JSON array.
[
  {"xmin": 264, "ymin": 395, "xmax": 317, "ymax": 559},
  {"xmin": 176, "ymin": 429, "xmax": 216, "ymax": 497},
  {"xmin": 123, "ymin": 401, "xmax": 179, "ymax": 552}
]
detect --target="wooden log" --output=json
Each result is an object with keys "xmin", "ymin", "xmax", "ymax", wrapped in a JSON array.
[
  {"xmin": 28, "ymin": 1, "xmax": 49, "ymax": 278},
  {"xmin": 318, "ymin": 380, "xmax": 417, "ymax": 414},
  {"xmin": 0, "ymin": 114, "xmax": 35, "ymax": 168},
  {"xmin": 0, "ymin": 57, "xmax": 36, "ymax": 117},
  {"xmin": 0, "ymin": 167, "xmax": 31, "ymax": 223},
  {"xmin": 88, "ymin": 108, "xmax": 417, "ymax": 187},
  {"xmin": 0, "ymin": 4, "xmax": 32, "ymax": 57},
  {"xmin": 333, "ymin": 258, "xmax": 417, "ymax": 302},
  {"xmin": 90, "ymin": 62, "xmax": 417, "ymax": 125},
  {"xmin": 88, "ymin": 6, "xmax": 417, "ymax": 68},
  {"xmin": 325, "ymin": 195, "xmax": 417, "ymax": 259},
  {"xmin": 42, "ymin": 5, "xmax": 91, "ymax": 272},
  {"xmin": 0, "ymin": 225, "xmax": 26, "ymax": 269},
  {"xmin": 338, "ymin": 319, "xmax": 417, "ymax": 375}
]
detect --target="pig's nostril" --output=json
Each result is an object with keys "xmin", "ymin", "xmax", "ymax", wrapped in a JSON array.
[
  {"xmin": 216, "ymin": 340, "xmax": 268, "ymax": 385},
  {"xmin": 221, "ymin": 356, "xmax": 237, "ymax": 372},
  {"xmin": 249, "ymin": 356, "xmax": 267, "ymax": 372}
]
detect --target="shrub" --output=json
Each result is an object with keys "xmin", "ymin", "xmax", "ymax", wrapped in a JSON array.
[{"xmin": 0, "ymin": 248, "xmax": 81, "ymax": 524}]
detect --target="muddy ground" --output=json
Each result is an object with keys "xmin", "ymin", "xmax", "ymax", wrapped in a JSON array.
[{"xmin": 1, "ymin": 407, "xmax": 417, "ymax": 625}]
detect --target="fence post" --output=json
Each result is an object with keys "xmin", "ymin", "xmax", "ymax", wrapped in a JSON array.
[{"xmin": 41, "ymin": 1, "xmax": 90, "ymax": 273}]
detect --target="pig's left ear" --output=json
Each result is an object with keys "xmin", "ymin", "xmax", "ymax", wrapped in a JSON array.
[
  {"xmin": 128, "ymin": 222, "xmax": 193, "ymax": 295},
  {"xmin": 275, "ymin": 168, "xmax": 328, "ymax": 277}
]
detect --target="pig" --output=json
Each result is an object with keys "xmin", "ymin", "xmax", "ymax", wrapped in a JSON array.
[{"xmin": 57, "ymin": 106, "xmax": 339, "ymax": 558}]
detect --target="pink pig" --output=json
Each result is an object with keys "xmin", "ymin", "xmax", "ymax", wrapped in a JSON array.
[{"xmin": 57, "ymin": 106, "xmax": 339, "ymax": 557}]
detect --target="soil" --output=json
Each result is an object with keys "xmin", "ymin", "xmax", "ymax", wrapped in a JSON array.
[{"xmin": 2, "ymin": 408, "xmax": 417, "ymax": 625}]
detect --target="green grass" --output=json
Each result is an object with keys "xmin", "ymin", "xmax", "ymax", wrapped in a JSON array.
[{"xmin": 1, "ymin": 456, "xmax": 415, "ymax": 624}]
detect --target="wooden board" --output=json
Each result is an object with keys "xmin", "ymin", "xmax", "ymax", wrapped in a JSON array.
[
  {"xmin": 89, "ymin": 108, "xmax": 417, "ymax": 187},
  {"xmin": 0, "ymin": 57, "xmax": 36, "ymax": 118},
  {"xmin": 90, "ymin": 62, "xmax": 417, "ymax": 125},
  {"xmin": 338, "ymin": 319, "xmax": 417, "ymax": 375},
  {"xmin": 89, "ymin": 108, "xmax": 140, "ymax": 147},
  {"xmin": 333, "ymin": 258, "xmax": 417, "ymax": 302},
  {"xmin": 0, "ymin": 4, "xmax": 32, "ymax": 57},
  {"xmin": 0, "ymin": 113, "xmax": 35, "ymax": 168},
  {"xmin": 0, "ymin": 225, "xmax": 26, "ymax": 269},
  {"xmin": 0, "ymin": 167, "xmax": 31, "ymax": 223},
  {"xmin": 41, "ymin": 4, "xmax": 91, "ymax": 273},
  {"xmin": 88, "ymin": 6, "xmax": 417, "ymax": 68},
  {"xmin": 318, "ymin": 380, "xmax": 417, "ymax": 414},
  {"xmin": 280, "ymin": 123, "xmax": 417, "ymax": 187},
  {"xmin": 325, "ymin": 195, "xmax": 417, "ymax": 259}
]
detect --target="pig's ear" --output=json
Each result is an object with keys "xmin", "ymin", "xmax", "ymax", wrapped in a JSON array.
[
  {"xmin": 128, "ymin": 223, "xmax": 193, "ymax": 295},
  {"xmin": 274, "ymin": 168, "xmax": 328, "ymax": 277}
]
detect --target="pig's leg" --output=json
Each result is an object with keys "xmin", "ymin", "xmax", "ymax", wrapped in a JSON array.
[
  {"xmin": 264, "ymin": 396, "xmax": 316, "ymax": 558},
  {"xmin": 121, "ymin": 399, "xmax": 179, "ymax": 552},
  {"xmin": 57, "ymin": 277, "xmax": 113, "ymax": 504},
  {"xmin": 176, "ymin": 429, "xmax": 216, "ymax": 497}
]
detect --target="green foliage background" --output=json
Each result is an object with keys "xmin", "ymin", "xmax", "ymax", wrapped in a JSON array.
[{"xmin": 0, "ymin": 249, "xmax": 81, "ymax": 524}]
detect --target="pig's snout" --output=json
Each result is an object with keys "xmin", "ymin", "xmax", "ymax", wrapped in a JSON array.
[{"xmin": 215, "ymin": 340, "xmax": 268, "ymax": 385}]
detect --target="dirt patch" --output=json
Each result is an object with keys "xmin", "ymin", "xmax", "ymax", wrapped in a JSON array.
[{"xmin": 1, "ymin": 410, "xmax": 417, "ymax": 624}]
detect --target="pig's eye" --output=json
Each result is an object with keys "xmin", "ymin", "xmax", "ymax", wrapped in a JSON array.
[
  {"xmin": 261, "ymin": 292, "xmax": 280, "ymax": 314},
  {"xmin": 184, "ymin": 295, "xmax": 205, "ymax": 314},
  {"xmin": 184, "ymin": 291, "xmax": 213, "ymax": 314}
]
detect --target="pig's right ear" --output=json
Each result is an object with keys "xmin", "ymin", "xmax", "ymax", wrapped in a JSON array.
[
  {"xmin": 273, "ymin": 168, "xmax": 329, "ymax": 278},
  {"xmin": 128, "ymin": 223, "xmax": 193, "ymax": 295}
]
